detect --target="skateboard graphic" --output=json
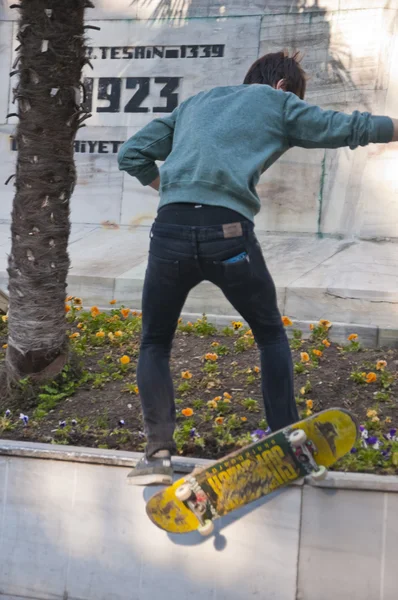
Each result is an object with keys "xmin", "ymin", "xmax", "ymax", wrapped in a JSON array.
[{"xmin": 146, "ymin": 408, "xmax": 359, "ymax": 535}]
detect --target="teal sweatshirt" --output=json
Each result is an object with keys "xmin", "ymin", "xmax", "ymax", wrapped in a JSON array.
[{"xmin": 117, "ymin": 84, "xmax": 393, "ymax": 222}]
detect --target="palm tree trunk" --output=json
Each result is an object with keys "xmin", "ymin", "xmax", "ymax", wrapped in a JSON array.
[{"xmin": 6, "ymin": 0, "xmax": 93, "ymax": 382}]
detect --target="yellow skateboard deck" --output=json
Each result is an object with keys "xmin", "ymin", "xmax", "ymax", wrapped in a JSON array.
[{"xmin": 146, "ymin": 408, "xmax": 358, "ymax": 534}]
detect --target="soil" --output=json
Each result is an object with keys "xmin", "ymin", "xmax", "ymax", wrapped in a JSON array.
[{"xmin": 0, "ymin": 320, "xmax": 397, "ymax": 471}]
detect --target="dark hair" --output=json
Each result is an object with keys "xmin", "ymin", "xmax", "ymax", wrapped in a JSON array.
[{"xmin": 243, "ymin": 50, "xmax": 307, "ymax": 99}]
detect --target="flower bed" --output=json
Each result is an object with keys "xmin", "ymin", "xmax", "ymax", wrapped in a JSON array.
[{"xmin": 0, "ymin": 299, "xmax": 397, "ymax": 474}]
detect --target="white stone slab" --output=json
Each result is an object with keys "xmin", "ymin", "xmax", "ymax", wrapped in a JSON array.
[
  {"xmin": 298, "ymin": 486, "xmax": 385, "ymax": 600},
  {"xmin": 384, "ymin": 494, "xmax": 398, "ymax": 600},
  {"xmin": 0, "ymin": 22, "xmax": 13, "ymax": 125},
  {"xmin": 0, "ymin": 127, "xmax": 16, "ymax": 221}
]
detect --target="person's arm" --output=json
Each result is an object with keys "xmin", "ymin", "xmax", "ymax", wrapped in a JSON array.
[
  {"xmin": 117, "ymin": 108, "xmax": 179, "ymax": 186},
  {"xmin": 283, "ymin": 93, "xmax": 394, "ymax": 149}
]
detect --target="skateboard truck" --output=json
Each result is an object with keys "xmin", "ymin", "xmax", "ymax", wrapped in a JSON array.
[
  {"xmin": 288, "ymin": 429, "xmax": 328, "ymax": 481},
  {"xmin": 175, "ymin": 482, "xmax": 215, "ymax": 536}
]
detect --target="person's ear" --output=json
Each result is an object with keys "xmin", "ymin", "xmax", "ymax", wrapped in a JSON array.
[{"xmin": 276, "ymin": 79, "xmax": 286, "ymax": 91}]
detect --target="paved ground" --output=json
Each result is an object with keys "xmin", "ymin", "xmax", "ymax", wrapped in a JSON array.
[{"xmin": 1, "ymin": 220, "xmax": 398, "ymax": 344}]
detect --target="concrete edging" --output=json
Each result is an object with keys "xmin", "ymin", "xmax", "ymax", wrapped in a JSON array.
[{"xmin": 0, "ymin": 439, "xmax": 397, "ymax": 492}]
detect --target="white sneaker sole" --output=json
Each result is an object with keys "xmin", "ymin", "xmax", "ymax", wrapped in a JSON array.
[{"xmin": 127, "ymin": 473, "xmax": 173, "ymax": 486}]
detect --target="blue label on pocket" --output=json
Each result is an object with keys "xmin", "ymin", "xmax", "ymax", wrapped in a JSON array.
[{"xmin": 223, "ymin": 252, "xmax": 248, "ymax": 264}]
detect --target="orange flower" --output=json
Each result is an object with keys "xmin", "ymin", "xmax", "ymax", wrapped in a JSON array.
[
  {"xmin": 223, "ymin": 392, "xmax": 232, "ymax": 400},
  {"xmin": 109, "ymin": 299, "xmax": 117, "ymax": 305},
  {"xmin": 215, "ymin": 417, "xmax": 224, "ymax": 425},
  {"xmin": 120, "ymin": 355, "xmax": 130, "ymax": 365},
  {"xmin": 91, "ymin": 306, "xmax": 100, "ymax": 317},
  {"xmin": 114, "ymin": 331, "xmax": 123, "ymax": 337},
  {"xmin": 254, "ymin": 366, "xmax": 260, "ymax": 373},
  {"xmin": 66, "ymin": 295, "xmax": 74, "ymax": 302},
  {"xmin": 213, "ymin": 396, "xmax": 222, "ymax": 402},
  {"xmin": 132, "ymin": 385, "xmax": 139, "ymax": 394},
  {"xmin": 367, "ymin": 409, "xmax": 377, "ymax": 418},
  {"xmin": 376, "ymin": 360, "xmax": 387, "ymax": 371},
  {"xmin": 96, "ymin": 330, "xmax": 105, "ymax": 338},
  {"xmin": 65, "ymin": 304, "xmax": 71, "ymax": 313},
  {"xmin": 77, "ymin": 323, "xmax": 84, "ymax": 329},
  {"xmin": 322, "ymin": 339, "xmax": 331, "ymax": 348},
  {"xmin": 319, "ymin": 319, "xmax": 332, "ymax": 329},
  {"xmin": 207, "ymin": 400, "xmax": 218, "ymax": 409},
  {"xmin": 69, "ymin": 332, "xmax": 80, "ymax": 339},
  {"xmin": 241, "ymin": 416, "xmax": 247, "ymax": 422},
  {"xmin": 204, "ymin": 353, "xmax": 218, "ymax": 361},
  {"xmin": 75, "ymin": 306, "xmax": 82, "ymax": 312},
  {"xmin": 309, "ymin": 324, "xmax": 314, "ymax": 331},
  {"xmin": 300, "ymin": 352, "xmax": 310, "ymax": 363},
  {"xmin": 282, "ymin": 316, "xmax": 293, "ymax": 326},
  {"xmin": 2, "ymin": 343, "xmax": 8, "ymax": 349},
  {"xmin": 306, "ymin": 399, "xmax": 313, "ymax": 409},
  {"xmin": 187, "ymin": 322, "xmax": 193, "ymax": 327},
  {"xmin": 245, "ymin": 329, "xmax": 253, "ymax": 337},
  {"xmin": 312, "ymin": 349, "xmax": 323, "ymax": 358},
  {"xmin": 181, "ymin": 370, "xmax": 193, "ymax": 379},
  {"xmin": 348, "ymin": 333, "xmax": 358, "ymax": 342},
  {"xmin": 211, "ymin": 341, "xmax": 220, "ymax": 348},
  {"xmin": 120, "ymin": 308, "xmax": 130, "ymax": 319},
  {"xmin": 366, "ymin": 372, "xmax": 377, "ymax": 383},
  {"xmin": 181, "ymin": 408, "xmax": 193, "ymax": 417},
  {"xmin": 73, "ymin": 297, "xmax": 82, "ymax": 306}
]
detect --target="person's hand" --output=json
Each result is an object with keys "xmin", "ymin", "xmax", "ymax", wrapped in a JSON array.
[{"xmin": 149, "ymin": 176, "xmax": 160, "ymax": 191}]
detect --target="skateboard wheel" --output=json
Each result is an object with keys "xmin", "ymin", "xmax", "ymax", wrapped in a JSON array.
[
  {"xmin": 198, "ymin": 520, "xmax": 214, "ymax": 536},
  {"xmin": 311, "ymin": 465, "xmax": 328, "ymax": 481},
  {"xmin": 289, "ymin": 429, "xmax": 307, "ymax": 447},
  {"xmin": 175, "ymin": 483, "xmax": 192, "ymax": 502}
]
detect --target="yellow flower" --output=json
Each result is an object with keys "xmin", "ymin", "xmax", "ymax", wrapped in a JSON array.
[
  {"xmin": 120, "ymin": 355, "xmax": 130, "ymax": 365},
  {"xmin": 385, "ymin": 417, "xmax": 392, "ymax": 424},
  {"xmin": 348, "ymin": 333, "xmax": 358, "ymax": 342},
  {"xmin": 319, "ymin": 319, "xmax": 332, "ymax": 329},
  {"xmin": 69, "ymin": 332, "xmax": 80, "ymax": 339},
  {"xmin": 213, "ymin": 396, "xmax": 222, "ymax": 402},
  {"xmin": 108, "ymin": 332, "xmax": 114, "ymax": 341},
  {"xmin": 181, "ymin": 370, "xmax": 193, "ymax": 379},
  {"xmin": 232, "ymin": 321, "xmax": 243, "ymax": 330},
  {"xmin": 2, "ymin": 315, "xmax": 8, "ymax": 323},
  {"xmin": 309, "ymin": 324, "xmax": 314, "ymax": 331},
  {"xmin": 182, "ymin": 408, "xmax": 193, "ymax": 417},
  {"xmin": 372, "ymin": 416, "xmax": 380, "ymax": 423},
  {"xmin": 114, "ymin": 331, "xmax": 123, "ymax": 337},
  {"xmin": 300, "ymin": 352, "xmax": 310, "ymax": 363},
  {"xmin": 282, "ymin": 316, "xmax": 293, "ymax": 326},
  {"xmin": 306, "ymin": 399, "xmax": 313, "ymax": 409},
  {"xmin": 73, "ymin": 297, "xmax": 82, "ymax": 306},
  {"xmin": 178, "ymin": 317, "xmax": 182, "ymax": 324},
  {"xmin": 306, "ymin": 409, "xmax": 313, "ymax": 417},
  {"xmin": 246, "ymin": 368, "xmax": 253, "ymax": 374},
  {"xmin": 75, "ymin": 306, "xmax": 82, "ymax": 312},
  {"xmin": 77, "ymin": 322, "xmax": 84, "ymax": 329},
  {"xmin": 241, "ymin": 416, "xmax": 247, "ymax": 422},
  {"xmin": 187, "ymin": 322, "xmax": 193, "ymax": 327},
  {"xmin": 254, "ymin": 366, "xmax": 260, "ymax": 373},
  {"xmin": 366, "ymin": 372, "xmax": 377, "ymax": 384},
  {"xmin": 207, "ymin": 400, "xmax": 218, "ymax": 409},
  {"xmin": 2, "ymin": 343, "xmax": 7, "ymax": 349},
  {"xmin": 120, "ymin": 308, "xmax": 130, "ymax": 319},
  {"xmin": 312, "ymin": 349, "xmax": 323, "ymax": 358},
  {"xmin": 132, "ymin": 385, "xmax": 139, "ymax": 394},
  {"xmin": 91, "ymin": 306, "xmax": 100, "ymax": 318},
  {"xmin": 223, "ymin": 392, "xmax": 232, "ymax": 400},
  {"xmin": 211, "ymin": 342, "xmax": 220, "ymax": 348},
  {"xmin": 367, "ymin": 409, "xmax": 378, "ymax": 418},
  {"xmin": 322, "ymin": 339, "xmax": 331, "ymax": 348},
  {"xmin": 204, "ymin": 353, "xmax": 218, "ymax": 361},
  {"xmin": 245, "ymin": 329, "xmax": 253, "ymax": 337},
  {"xmin": 96, "ymin": 330, "xmax": 105, "ymax": 338},
  {"xmin": 109, "ymin": 299, "xmax": 117, "ymax": 305},
  {"xmin": 65, "ymin": 304, "xmax": 71, "ymax": 313},
  {"xmin": 376, "ymin": 360, "xmax": 387, "ymax": 371},
  {"xmin": 215, "ymin": 417, "xmax": 224, "ymax": 425},
  {"xmin": 300, "ymin": 386, "xmax": 306, "ymax": 395}
]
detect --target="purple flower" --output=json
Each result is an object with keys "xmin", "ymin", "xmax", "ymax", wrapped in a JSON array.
[
  {"xmin": 19, "ymin": 413, "xmax": 29, "ymax": 426},
  {"xmin": 367, "ymin": 436, "xmax": 378, "ymax": 445},
  {"xmin": 350, "ymin": 447, "xmax": 358, "ymax": 454},
  {"xmin": 5, "ymin": 409, "xmax": 11, "ymax": 418},
  {"xmin": 381, "ymin": 450, "xmax": 390, "ymax": 459},
  {"xmin": 59, "ymin": 420, "xmax": 66, "ymax": 429},
  {"xmin": 138, "ymin": 431, "xmax": 146, "ymax": 439},
  {"xmin": 359, "ymin": 425, "xmax": 365, "ymax": 432},
  {"xmin": 119, "ymin": 419, "xmax": 125, "ymax": 427},
  {"xmin": 251, "ymin": 429, "xmax": 266, "ymax": 441},
  {"xmin": 71, "ymin": 419, "xmax": 77, "ymax": 427}
]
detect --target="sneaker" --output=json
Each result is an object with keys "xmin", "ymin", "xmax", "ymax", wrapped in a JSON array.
[{"xmin": 127, "ymin": 450, "xmax": 173, "ymax": 486}]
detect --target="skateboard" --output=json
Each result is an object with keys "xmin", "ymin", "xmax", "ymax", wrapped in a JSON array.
[{"xmin": 146, "ymin": 408, "xmax": 359, "ymax": 535}]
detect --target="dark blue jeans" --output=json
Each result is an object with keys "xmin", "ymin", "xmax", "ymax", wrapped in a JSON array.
[{"xmin": 137, "ymin": 221, "xmax": 298, "ymax": 456}]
